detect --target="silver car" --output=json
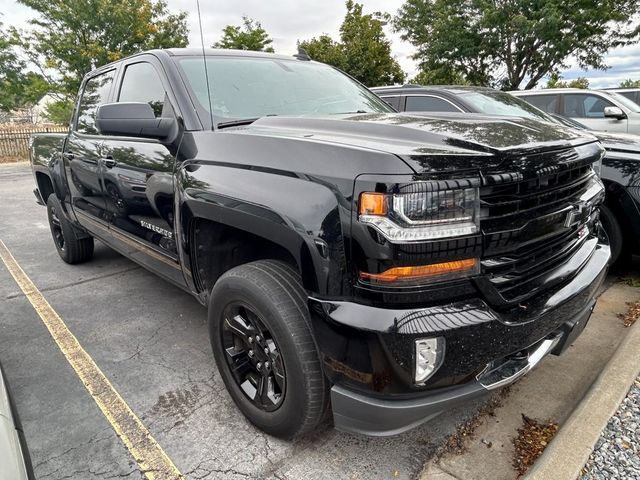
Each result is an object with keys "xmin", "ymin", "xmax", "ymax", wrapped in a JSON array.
[
  {"xmin": 511, "ymin": 88, "xmax": 640, "ymax": 134},
  {"xmin": 0, "ymin": 365, "xmax": 32, "ymax": 480}
]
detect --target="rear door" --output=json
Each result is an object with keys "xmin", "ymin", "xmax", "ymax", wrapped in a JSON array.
[
  {"xmin": 561, "ymin": 93, "xmax": 628, "ymax": 133},
  {"xmin": 63, "ymin": 68, "xmax": 117, "ymax": 232},
  {"xmin": 100, "ymin": 55, "xmax": 185, "ymax": 285}
]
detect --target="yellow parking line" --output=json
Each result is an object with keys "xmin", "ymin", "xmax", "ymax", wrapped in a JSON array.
[{"xmin": 0, "ymin": 239, "xmax": 184, "ymax": 480}]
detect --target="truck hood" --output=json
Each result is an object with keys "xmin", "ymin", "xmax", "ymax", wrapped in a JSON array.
[{"xmin": 233, "ymin": 112, "xmax": 599, "ymax": 173}]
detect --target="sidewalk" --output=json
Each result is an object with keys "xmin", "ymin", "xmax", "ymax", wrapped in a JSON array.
[{"xmin": 419, "ymin": 280, "xmax": 640, "ymax": 480}]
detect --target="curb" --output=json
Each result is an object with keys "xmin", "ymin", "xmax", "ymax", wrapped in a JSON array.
[{"xmin": 525, "ymin": 319, "xmax": 640, "ymax": 480}]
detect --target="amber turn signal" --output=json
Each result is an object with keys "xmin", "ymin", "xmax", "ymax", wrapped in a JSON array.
[
  {"xmin": 359, "ymin": 192, "xmax": 387, "ymax": 216},
  {"xmin": 359, "ymin": 258, "xmax": 479, "ymax": 283}
]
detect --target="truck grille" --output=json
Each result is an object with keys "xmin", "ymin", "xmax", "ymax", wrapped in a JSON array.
[{"xmin": 479, "ymin": 160, "xmax": 601, "ymax": 305}]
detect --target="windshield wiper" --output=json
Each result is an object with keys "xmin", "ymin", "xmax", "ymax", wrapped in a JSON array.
[
  {"xmin": 334, "ymin": 110, "xmax": 368, "ymax": 114},
  {"xmin": 216, "ymin": 118, "xmax": 261, "ymax": 129},
  {"xmin": 217, "ymin": 114, "xmax": 279, "ymax": 130}
]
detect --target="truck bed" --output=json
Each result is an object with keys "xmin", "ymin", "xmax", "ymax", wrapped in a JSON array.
[{"xmin": 30, "ymin": 133, "xmax": 67, "ymax": 170}]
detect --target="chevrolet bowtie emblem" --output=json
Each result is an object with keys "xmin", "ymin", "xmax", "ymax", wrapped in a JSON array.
[{"xmin": 564, "ymin": 204, "xmax": 585, "ymax": 228}]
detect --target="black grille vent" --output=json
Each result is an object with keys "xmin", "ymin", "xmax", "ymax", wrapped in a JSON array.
[{"xmin": 479, "ymin": 161, "xmax": 599, "ymax": 305}]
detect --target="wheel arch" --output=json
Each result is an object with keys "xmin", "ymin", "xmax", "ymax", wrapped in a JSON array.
[
  {"xmin": 602, "ymin": 178, "xmax": 640, "ymax": 254},
  {"xmin": 185, "ymin": 214, "xmax": 320, "ymax": 299}
]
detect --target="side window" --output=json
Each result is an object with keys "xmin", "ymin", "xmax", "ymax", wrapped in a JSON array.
[
  {"xmin": 118, "ymin": 62, "xmax": 166, "ymax": 117},
  {"xmin": 405, "ymin": 96, "xmax": 460, "ymax": 112},
  {"xmin": 75, "ymin": 70, "xmax": 116, "ymax": 135},
  {"xmin": 563, "ymin": 94, "xmax": 614, "ymax": 118},
  {"xmin": 381, "ymin": 96, "xmax": 401, "ymax": 110},
  {"xmin": 522, "ymin": 94, "xmax": 558, "ymax": 113}
]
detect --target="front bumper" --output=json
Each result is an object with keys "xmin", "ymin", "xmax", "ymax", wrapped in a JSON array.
[
  {"xmin": 330, "ymin": 300, "xmax": 593, "ymax": 436},
  {"xmin": 309, "ymin": 239, "xmax": 610, "ymax": 436}
]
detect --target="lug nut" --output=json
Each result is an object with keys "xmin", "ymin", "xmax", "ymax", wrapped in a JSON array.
[
  {"xmin": 256, "ymin": 335, "xmax": 261, "ymax": 342},
  {"xmin": 256, "ymin": 362, "xmax": 262, "ymax": 370},
  {"xmin": 264, "ymin": 347, "xmax": 269, "ymax": 354},
  {"xmin": 264, "ymin": 361, "xmax": 270, "ymax": 369},
  {"xmin": 248, "ymin": 337, "xmax": 254, "ymax": 344},
  {"xmin": 248, "ymin": 350, "xmax": 254, "ymax": 358}
]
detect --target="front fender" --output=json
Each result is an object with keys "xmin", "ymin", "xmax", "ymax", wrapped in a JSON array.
[{"xmin": 175, "ymin": 161, "xmax": 351, "ymax": 297}]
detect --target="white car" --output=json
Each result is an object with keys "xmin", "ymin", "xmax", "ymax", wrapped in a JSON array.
[
  {"xmin": 0, "ymin": 365, "xmax": 32, "ymax": 480},
  {"xmin": 511, "ymin": 88, "xmax": 640, "ymax": 134}
]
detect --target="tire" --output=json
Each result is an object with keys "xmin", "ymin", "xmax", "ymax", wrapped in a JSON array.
[
  {"xmin": 599, "ymin": 204, "xmax": 624, "ymax": 265},
  {"xmin": 46, "ymin": 194, "xmax": 94, "ymax": 264},
  {"xmin": 208, "ymin": 260, "xmax": 329, "ymax": 438}
]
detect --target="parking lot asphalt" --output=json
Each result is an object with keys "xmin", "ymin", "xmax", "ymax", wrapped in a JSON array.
[{"xmin": 0, "ymin": 162, "xmax": 494, "ymax": 479}]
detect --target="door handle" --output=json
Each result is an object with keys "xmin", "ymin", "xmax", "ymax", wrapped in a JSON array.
[
  {"xmin": 102, "ymin": 156, "xmax": 116, "ymax": 168},
  {"xmin": 63, "ymin": 151, "xmax": 75, "ymax": 160}
]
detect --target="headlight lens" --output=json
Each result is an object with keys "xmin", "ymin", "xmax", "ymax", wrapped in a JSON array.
[{"xmin": 359, "ymin": 186, "xmax": 479, "ymax": 242}]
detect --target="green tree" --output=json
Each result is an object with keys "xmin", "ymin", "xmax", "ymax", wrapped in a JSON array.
[
  {"xmin": 44, "ymin": 98, "xmax": 74, "ymax": 125},
  {"xmin": 213, "ymin": 16, "xmax": 274, "ymax": 52},
  {"xmin": 0, "ymin": 22, "xmax": 25, "ymax": 111},
  {"xmin": 18, "ymin": 0, "xmax": 188, "ymax": 96},
  {"xmin": 394, "ymin": 0, "xmax": 640, "ymax": 90},
  {"xmin": 299, "ymin": 1, "xmax": 405, "ymax": 87},
  {"xmin": 620, "ymin": 79, "xmax": 640, "ymax": 88},
  {"xmin": 545, "ymin": 73, "xmax": 590, "ymax": 89},
  {"xmin": 0, "ymin": 22, "xmax": 50, "ymax": 112},
  {"xmin": 408, "ymin": 64, "xmax": 469, "ymax": 86},
  {"xmin": 298, "ymin": 35, "xmax": 346, "ymax": 70}
]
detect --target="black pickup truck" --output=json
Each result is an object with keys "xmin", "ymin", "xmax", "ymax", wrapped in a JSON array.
[{"xmin": 31, "ymin": 48, "xmax": 610, "ymax": 438}]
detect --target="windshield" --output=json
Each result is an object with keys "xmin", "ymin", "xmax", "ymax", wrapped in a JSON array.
[
  {"xmin": 457, "ymin": 90, "xmax": 554, "ymax": 122},
  {"xmin": 177, "ymin": 56, "xmax": 392, "ymax": 124},
  {"xmin": 605, "ymin": 91, "xmax": 640, "ymax": 113}
]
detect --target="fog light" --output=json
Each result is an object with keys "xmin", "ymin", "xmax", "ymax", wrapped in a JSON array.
[{"xmin": 415, "ymin": 337, "xmax": 445, "ymax": 384}]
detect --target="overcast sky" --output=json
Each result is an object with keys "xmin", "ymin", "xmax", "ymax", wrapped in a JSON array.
[{"xmin": 1, "ymin": 0, "xmax": 639, "ymax": 88}]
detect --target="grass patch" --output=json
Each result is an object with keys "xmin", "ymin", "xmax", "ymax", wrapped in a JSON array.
[{"xmin": 619, "ymin": 276, "xmax": 640, "ymax": 288}]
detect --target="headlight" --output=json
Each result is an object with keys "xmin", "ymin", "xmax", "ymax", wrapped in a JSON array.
[{"xmin": 358, "ymin": 186, "xmax": 479, "ymax": 242}]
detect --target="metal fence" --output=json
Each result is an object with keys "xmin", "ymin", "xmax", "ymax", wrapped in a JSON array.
[{"xmin": 0, "ymin": 125, "xmax": 68, "ymax": 159}]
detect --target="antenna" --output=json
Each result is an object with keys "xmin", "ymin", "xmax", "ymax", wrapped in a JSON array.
[
  {"xmin": 196, "ymin": 0, "xmax": 215, "ymax": 130},
  {"xmin": 294, "ymin": 47, "xmax": 311, "ymax": 61}
]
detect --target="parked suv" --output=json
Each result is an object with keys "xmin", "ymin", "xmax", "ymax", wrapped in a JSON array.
[
  {"xmin": 373, "ymin": 85, "xmax": 640, "ymax": 264},
  {"xmin": 510, "ymin": 88, "xmax": 640, "ymax": 134},
  {"xmin": 30, "ymin": 49, "xmax": 610, "ymax": 438}
]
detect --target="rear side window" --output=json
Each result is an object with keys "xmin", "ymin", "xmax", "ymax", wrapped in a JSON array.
[
  {"xmin": 381, "ymin": 96, "xmax": 401, "ymax": 110},
  {"xmin": 75, "ymin": 70, "xmax": 116, "ymax": 134},
  {"xmin": 563, "ymin": 94, "xmax": 614, "ymax": 118},
  {"xmin": 405, "ymin": 95, "xmax": 460, "ymax": 112},
  {"xmin": 521, "ymin": 94, "xmax": 558, "ymax": 113},
  {"xmin": 118, "ymin": 62, "xmax": 166, "ymax": 117}
]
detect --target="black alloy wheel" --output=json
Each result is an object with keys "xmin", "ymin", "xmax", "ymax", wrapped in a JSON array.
[
  {"xmin": 221, "ymin": 303, "xmax": 286, "ymax": 411},
  {"xmin": 49, "ymin": 208, "xmax": 65, "ymax": 252},
  {"xmin": 208, "ymin": 260, "xmax": 329, "ymax": 438},
  {"xmin": 46, "ymin": 194, "xmax": 94, "ymax": 264}
]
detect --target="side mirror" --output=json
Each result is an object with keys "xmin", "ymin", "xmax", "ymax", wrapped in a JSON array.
[
  {"xmin": 96, "ymin": 102, "xmax": 178, "ymax": 140},
  {"xmin": 604, "ymin": 106, "xmax": 626, "ymax": 120}
]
